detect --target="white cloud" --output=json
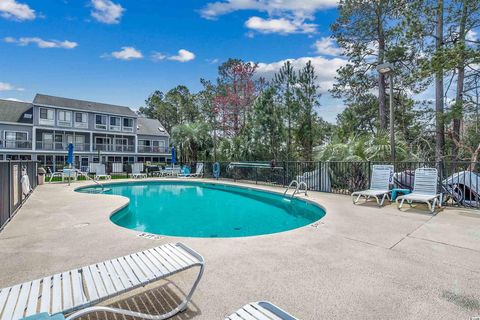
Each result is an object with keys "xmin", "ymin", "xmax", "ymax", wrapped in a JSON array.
[
  {"xmin": 0, "ymin": 82, "xmax": 24, "ymax": 91},
  {"xmin": 255, "ymin": 56, "xmax": 347, "ymax": 93},
  {"xmin": 314, "ymin": 37, "xmax": 343, "ymax": 56},
  {"xmin": 245, "ymin": 16, "xmax": 316, "ymax": 34},
  {"xmin": 0, "ymin": 0, "xmax": 35, "ymax": 21},
  {"xmin": 4, "ymin": 97, "xmax": 25, "ymax": 102},
  {"xmin": 151, "ymin": 52, "xmax": 167, "ymax": 61},
  {"xmin": 200, "ymin": 0, "xmax": 338, "ymax": 20},
  {"xmin": 103, "ymin": 46, "xmax": 143, "ymax": 60},
  {"xmin": 4, "ymin": 36, "xmax": 78, "ymax": 49},
  {"xmin": 90, "ymin": 0, "xmax": 124, "ymax": 24},
  {"xmin": 167, "ymin": 49, "xmax": 196, "ymax": 62}
]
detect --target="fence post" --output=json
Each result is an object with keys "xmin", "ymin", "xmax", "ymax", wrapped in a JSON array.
[{"xmin": 8, "ymin": 160, "xmax": 12, "ymax": 221}]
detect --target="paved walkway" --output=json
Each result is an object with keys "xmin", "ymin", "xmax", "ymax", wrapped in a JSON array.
[{"xmin": 0, "ymin": 179, "xmax": 479, "ymax": 319}]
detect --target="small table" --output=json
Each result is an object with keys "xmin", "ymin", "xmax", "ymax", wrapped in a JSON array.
[{"xmin": 391, "ymin": 188, "xmax": 411, "ymax": 201}]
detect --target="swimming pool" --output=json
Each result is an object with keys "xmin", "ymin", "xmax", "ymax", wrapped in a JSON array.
[{"xmin": 77, "ymin": 181, "xmax": 325, "ymax": 238}]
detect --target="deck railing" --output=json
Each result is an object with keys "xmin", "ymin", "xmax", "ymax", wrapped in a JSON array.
[{"xmin": 0, "ymin": 140, "xmax": 32, "ymax": 149}]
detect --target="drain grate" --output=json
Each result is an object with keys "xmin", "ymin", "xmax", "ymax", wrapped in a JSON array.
[{"xmin": 137, "ymin": 232, "xmax": 163, "ymax": 240}]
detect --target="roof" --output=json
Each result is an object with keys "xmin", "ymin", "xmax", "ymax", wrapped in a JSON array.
[
  {"xmin": 33, "ymin": 94, "xmax": 137, "ymax": 117},
  {"xmin": 0, "ymin": 99, "xmax": 34, "ymax": 124},
  {"xmin": 137, "ymin": 117, "xmax": 169, "ymax": 136}
]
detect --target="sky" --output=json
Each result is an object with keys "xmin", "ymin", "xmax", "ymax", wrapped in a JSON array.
[{"xmin": 0, "ymin": 0, "xmax": 348, "ymax": 122}]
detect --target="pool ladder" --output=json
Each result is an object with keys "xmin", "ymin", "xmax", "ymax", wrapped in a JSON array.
[
  {"xmin": 283, "ymin": 180, "xmax": 308, "ymax": 198},
  {"xmin": 76, "ymin": 170, "xmax": 108, "ymax": 193}
]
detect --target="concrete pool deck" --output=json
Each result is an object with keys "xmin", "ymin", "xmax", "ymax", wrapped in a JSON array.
[{"xmin": 0, "ymin": 178, "xmax": 479, "ymax": 319}]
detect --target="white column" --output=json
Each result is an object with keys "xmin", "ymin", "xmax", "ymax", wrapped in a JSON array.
[
  {"xmin": 32, "ymin": 128, "xmax": 36, "ymax": 151},
  {"xmin": 135, "ymin": 135, "xmax": 138, "ymax": 154},
  {"xmin": 89, "ymin": 132, "xmax": 93, "ymax": 152}
]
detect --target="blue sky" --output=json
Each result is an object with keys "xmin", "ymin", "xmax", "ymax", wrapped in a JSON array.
[{"xmin": 0, "ymin": 0, "xmax": 347, "ymax": 122}]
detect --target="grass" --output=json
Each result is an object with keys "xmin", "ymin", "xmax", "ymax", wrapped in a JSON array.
[{"xmin": 47, "ymin": 174, "xmax": 130, "ymax": 182}]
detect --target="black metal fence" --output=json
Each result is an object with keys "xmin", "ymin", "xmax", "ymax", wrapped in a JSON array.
[
  {"xmin": 0, "ymin": 161, "xmax": 38, "ymax": 230},
  {"xmin": 201, "ymin": 161, "xmax": 480, "ymax": 209}
]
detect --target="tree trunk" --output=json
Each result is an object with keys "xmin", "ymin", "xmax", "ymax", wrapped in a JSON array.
[
  {"xmin": 377, "ymin": 1, "xmax": 387, "ymax": 130},
  {"xmin": 435, "ymin": 0, "xmax": 445, "ymax": 165},
  {"xmin": 452, "ymin": 0, "xmax": 467, "ymax": 161}
]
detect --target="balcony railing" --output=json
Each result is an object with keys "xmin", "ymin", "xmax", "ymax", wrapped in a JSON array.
[
  {"xmin": 36, "ymin": 141, "xmax": 90, "ymax": 151},
  {"xmin": 0, "ymin": 140, "xmax": 32, "ymax": 149},
  {"xmin": 93, "ymin": 144, "xmax": 135, "ymax": 152},
  {"xmin": 138, "ymin": 146, "xmax": 169, "ymax": 153}
]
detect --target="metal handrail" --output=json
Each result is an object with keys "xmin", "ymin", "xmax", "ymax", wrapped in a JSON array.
[
  {"xmin": 283, "ymin": 180, "xmax": 308, "ymax": 198},
  {"xmin": 284, "ymin": 180, "xmax": 298, "ymax": 197},
  {"xmin": 75, "ymin": 169, "xmax": 107, "ymax": 192}
]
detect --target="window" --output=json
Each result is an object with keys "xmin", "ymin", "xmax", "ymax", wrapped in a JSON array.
[
  {"xmin": 74, "ymin": 112, "xmax": 88, "ymax": 128},
  {"xmin": 123, "ymin": 118, "xmax": 134, "ymax": 132},
  {"xmin": 110, "ymin": 116, "xmax": 121, "ymax": 131},
  {"xmin": 4, "ymin": 131, "xmax": 28, "ymax": 149},
  {"xmin": 152, "ymin": 140, "xmax": 166, "ymax": 152},
  {"xmin": 39, "ymin": 108, "xmax": 55, "ymax": 126},
  {"xmin": 41, "ymin": 133, "xmax": 53, "ymax": 150},
  {"xmin": 95, "ymin": 114, "xmax": 107, "ymax": 130},
  {"xmin": 57, "ymin": 110, "xmax": 72, "ymax": 127},
  {"xmin": 66, "ymin": 135, "xmax": 86, "ymax": 151}
]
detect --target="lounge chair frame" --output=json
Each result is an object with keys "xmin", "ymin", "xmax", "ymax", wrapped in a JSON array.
[
  {"xmin": 351, "ymin": 165, "xmax": 393, "ymax": 206},
  {"xmin": 226, "ymin": 301, "xmax": 297, "ymax": 320},
  {"xmin": 130, "ymin": 163, "xmax": 148, "ymax": 179},
  {"xmin": 94, "ymin": 164, "xmax": 111, "ymax": 181},
  {"xmin": 0, "ymin": 243, "xmax": 204, "ymax": 320},
  {"xmin": 396, "ymin": 168, "xmax": 442, "ymax": 213}
]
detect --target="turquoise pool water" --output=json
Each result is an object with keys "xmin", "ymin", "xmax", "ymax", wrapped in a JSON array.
[{"xmin": 77, "ymin": 181, "xmax": 325, "ymax": 238}]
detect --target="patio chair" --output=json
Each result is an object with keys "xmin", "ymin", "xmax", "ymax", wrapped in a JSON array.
[
  {"xmin": 94, "ymin": 164, "xmax": 111, "ymax": 181},
  {"xmin": 178, "ymin": 163, "xmax": 204, "ymax": 178},
  {"xmin": 226, "ymin": 301, "xmax": 297, "ymax": 320},
  {"xmin": 396, "ymin": 167, "xmax": 442, "ymax": 213},
  {"xmin": 351, "ymin": 165, "xmax": 394, "ymax": 206},
  {"xmin": 130, "ymin": 163, "xmax": 147, "ymax": 179},
  {"xmin": 47, "ymin": 167, "xmax": 63, "ymax": 183},
  {"xmin": 0, "ymin": 243, "xmax": 204, "ymax": 320}
]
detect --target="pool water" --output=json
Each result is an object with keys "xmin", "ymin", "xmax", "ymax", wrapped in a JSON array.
[{"xmin": 77, "ymin": 181, "xmax": 325, "ymax": 238}]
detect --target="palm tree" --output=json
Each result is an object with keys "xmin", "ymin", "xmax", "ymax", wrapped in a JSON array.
[{"xmin": 171, "ymin": 122, "xmax": 212, "ymax": 163}]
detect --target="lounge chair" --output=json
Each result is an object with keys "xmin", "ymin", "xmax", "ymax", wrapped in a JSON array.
[
  {"xmin": 130, "ymin": 163, "xmax": 147, "ymax": 179},
  {"xmin": 226, "ymin": 301, "xmax": 297, "ymax": 320},
  {"xmin": 178, "ymin": 163, "xmax": 204, "ymax": 178},
  {"xmin": 396, "ymin": 167, "xmax": 442, "ymax": 213},
  {"xmin": 94, "ymin": 164, "xmax": 111, "ymax": 181},
  {"xmin": 351, "ymin": 165, "xmax": 394, "ymax": 206},
  {"xmin": 0, "ymin": 243, "xmax": 204, "ymax": 320}
]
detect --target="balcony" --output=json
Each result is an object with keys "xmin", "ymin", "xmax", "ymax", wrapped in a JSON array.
[
  {"xmin": 36, "ymin": 141, "xmax": 90, "ymax": 151},
  {"xmin": 0, "ymin": 140, "xmax": 32, "ymax": 150},
  {"xmin": 137, "ymin": 146, "xmax": 169, "ymax": 153},
  {"xmin": 93, "ymin": 144, "xmax": 135, "ymax": 152}
]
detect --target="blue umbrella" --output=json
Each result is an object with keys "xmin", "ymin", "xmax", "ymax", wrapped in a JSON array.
[
  {"xmin": 67, "ymin": 143, "xmax": 74, "ymax": 166},
  {"xmin": 171, "ymin": 147, "xmax": 176, "ymax": 165}
]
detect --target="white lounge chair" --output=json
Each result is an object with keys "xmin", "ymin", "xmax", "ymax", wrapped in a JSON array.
[
  {"xmin": 226, "ymin": 301, "xmax": 297, "ymax": 320},
  {"xmin": 178, "ymin": 163, "xmax": 204, "ymax": 178},
  {"xmin": 94, "ymin": 164, "xmax": 111, "ymax": 181},
  {"xmin": 0, "ymin": 243, "xmax": 204, "ymax": 320},
  {"xmin": 351, "ymin": 165, "xmax": 393, "ymax": 206},
  {"xmin": 396, "ymin": 167, "xmax": 442, "ymax": 213},
  {"xmin": 130, "ymin": 163, "xmax": 147, "ymax": 179}
]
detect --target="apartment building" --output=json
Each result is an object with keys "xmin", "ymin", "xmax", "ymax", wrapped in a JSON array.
[{"xmin": 0, "ymin": 94, "xmax": 171, "ymax": 169}]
